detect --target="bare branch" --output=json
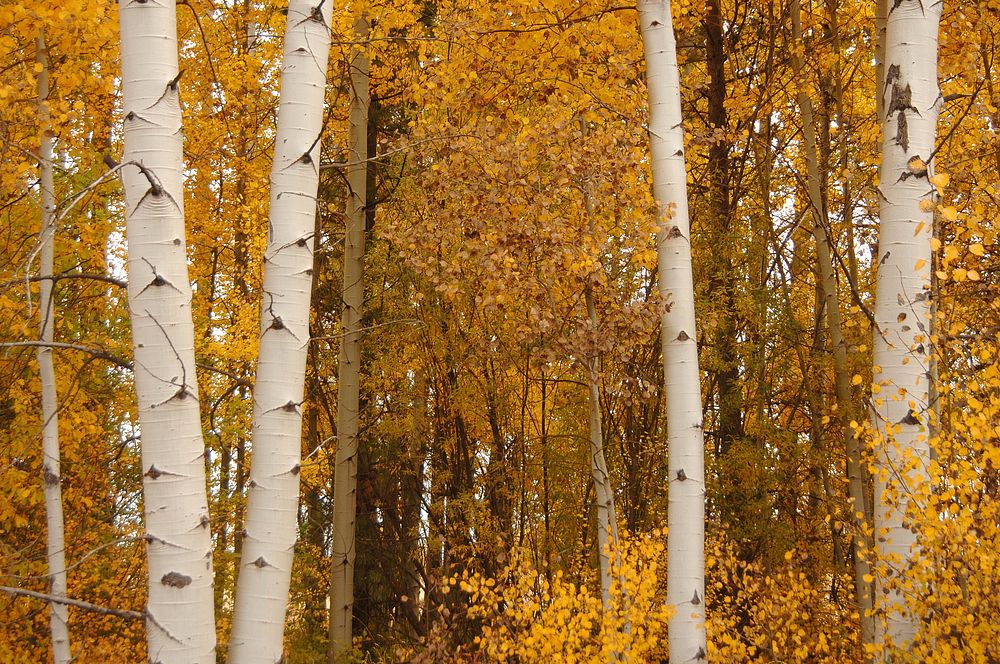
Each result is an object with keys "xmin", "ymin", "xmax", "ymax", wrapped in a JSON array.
[
  {"xmin": 0, "ymin": 341, "xmax": 132, "ymax": 371},
  {"xmin": 0, "ymin": 273, "xmax": 126, "ymax": 289},
  {"xmin": 0, "ymin": 585, "xmax": 145, "ymax": 621}
]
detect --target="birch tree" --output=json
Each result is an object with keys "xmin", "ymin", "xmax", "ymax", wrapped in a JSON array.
[
  {"xmin": 328, "ymin": 15, "xmax": 370, "ymax": 663},
  {"xmin": 873, "ymin": 0, "xmax": 942, "ymax": 650},
  {"xmin": 35, "ymin": 31, "xmax": 71, "ymax": 664},
  {"xmin": 228, "ymin": 1, "xmax": 333, "ymax": 661},
  {"xmin": 119, "ymin": 1, "xmax": 215, "ymax": 660},
  {"xmin": 638, "ymin": 1, "xmax": 707, "ymax": 660}
]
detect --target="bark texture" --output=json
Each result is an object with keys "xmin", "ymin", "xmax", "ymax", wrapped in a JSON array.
[
  {"xmin": 638, "ymin": 1, "xmax": 707, "ymax": 660},
  {"xmin": 228, "ymin": 1, "xmax": 333, "ymax": 661},
  {"xmin": 118, "ymin": 1, "xmax": 216, "ymax": 660},
  {"xmin": 873, "ymin": 0, "xmax": 942, "ymax": 650}
]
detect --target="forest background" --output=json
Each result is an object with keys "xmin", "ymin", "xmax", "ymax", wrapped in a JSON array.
[{"xmin": 0, "ymin": 0, "xmax": 997, "ymax": 662}]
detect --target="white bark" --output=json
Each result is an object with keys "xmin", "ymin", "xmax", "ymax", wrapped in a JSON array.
[
  {"xmin": 873, "ymin": 0, "xmax": 941, "ymax": 651},
  {"xmin": 638, "ymin": 2, "xmax": 706, "ymax": 660},
  {"xmin": 328, "ymin": 15, "xmax": 370, "ymax": 663},
  {"xmin": 36, "ymin": 32, "xmax": 72, "ymax": 664},
  {"xmin": 118, "ymin": 2, "xmax": 216, "ymax": 661},
  {"xmin": 228, "ymin": 2, "xmax": 333, "ymax": 661}
]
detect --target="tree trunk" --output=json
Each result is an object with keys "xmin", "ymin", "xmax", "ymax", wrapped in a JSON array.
[
  {"xmin": 328, "ymin": 15, "xmax": 370, "ymax": 662},
  {"xmin": 118, "ymin": 1, "xmax": 216, "ymax": 660},
  {"xmin": 789, "ymin": 1, "xmax": 875, "ymax": 652},
  {"xmin": 638, "ymin": 2, "xmax": 707, "ymax": 660},
  {"xmin": 581, "ymin": 173, "xmax": 620, "ymax": 609},
  {"xmin": 873, "ymin": 0, "xmax": 941, "ymax": 650},
  {"xmin": 228, "ymin": 1, "xmax": 333, "ymax": 661},
  {"xmin": 35, "ymin": 31, "xmax": 72, "ymax": 664}
]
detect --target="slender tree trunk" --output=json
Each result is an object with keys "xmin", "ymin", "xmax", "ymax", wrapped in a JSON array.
[
  {"xmin": 328, "ymin": 16, "xmax": 370, "ymax": 662},
  {"xmin": 35, "ymin": 32, "xmax": 71, "ymax": 664},
  {"xmin": 873, "ymin": 0, "xmax": 941, "ymax": 651},
  {"xmin": 228, "ymin": 2, "xmax": 333, "ymax": 661},
  {"xmin": 586, "ymin": 304, "xmax": 620, "ymax": 609},
  {"xmin": 703, "ymin": 0, "xmax": 743, "ymax": 466},
  {"xmin": 789, "ymin": 1, "xmax": 875, "ymax": 652},
  {"xmin": 639, "ymin": 2, "xmax": 707, "ymax": 660},
  {"xmin": 581, "ymin": 174, "xmax": 620, "ymax": 608},
  {"xmin": 118, "ymin": 1, "xmax": 216, "ymax": 660}
]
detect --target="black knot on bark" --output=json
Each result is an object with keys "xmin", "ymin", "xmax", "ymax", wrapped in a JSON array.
[
  {"xmin": 43, "ymin": 467, "xmax": 60, "ymax": 486},
  {"xmin": 677, "ymin": 468, "xmax": 687, "ymax": 481},
  {"xmin": 252, "ymin": 556, "xmax": 271, "ymax": 569},
  {"xmin": 900, "ymin": 410, "xmax": 921, "ymax": 425},
  {"xmin": 145, "ymin": 464, "xmax": 162, "ymax": 480},
  {"xmin": 691, "ymin": 589, "xmax": 701, "ymax": 605},
  {"xmin": 676, "ymin": 330, "xmax": 690, "ymax": 341},
  {"xmin": 161, "ymin": 571, "xmax": 192, "ymax": 588}
]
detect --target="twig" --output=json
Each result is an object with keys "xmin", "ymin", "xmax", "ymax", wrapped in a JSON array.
[
  {"xmin": 319, "ymin": 135, "xmax": 471, "ymax": 170},
  {"xmin": 0, "ymin": 585, "xmax": 144, "ymax": 621},
  {"xmin": 0, "ymin": 341, "xmax": 132, "ymax": 370},
  {"xmin": 0, "ymin": 273, "xmax": 126, "ymax": 289}
]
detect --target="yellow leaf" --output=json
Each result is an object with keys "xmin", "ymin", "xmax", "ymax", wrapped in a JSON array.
[
  {"xmin": 929, "ymin": 172, "xmax": 949, "ymax": 188},
  {"xmin": 914, "ymin": 259, "xmax": 927, "ymax": 270},
  {"xmin": 941, "ymin": 206, "xmax": 958, "ymax": 221},
  {"xmin": 969, "ymin": 243, "xmax": 984, "ymax": 256},
  {"xmin": 852, "ymin": 375, "xmax": 863, "ymax": 386}
]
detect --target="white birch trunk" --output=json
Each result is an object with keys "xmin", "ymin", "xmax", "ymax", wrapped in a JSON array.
[
  {"xmin": 119, "ymin": 2, "xmax": 216, "ymax": 660},
  {"xmin": 36, "ymin": 32, "xmax": 72, "ymax": 664},
  {"xmin": 638, "ymin": 2, "xmax": 707, "ymax": 660},
  {"xmin": 873, "ymin": 0, "xmax": 941, "ymax": 651},
  {"xmin": 228, "ymin": 2, "xmax": 333, "ymax": 661},
  {"xmin": 328, "ymin": 15, "xmax": 370, "ymax": 663}
]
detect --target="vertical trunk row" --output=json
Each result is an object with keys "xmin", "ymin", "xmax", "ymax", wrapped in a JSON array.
[
  {"xmin": 328, "ymin": 15, "xmax": 371, "ymax": 663},
  {"xmin": 35, "ymin": 32, "xmax": 72, "ymax": 664},
  {"xmin": 788, "ymin": 1, "xmax": 875, "ymax": 652},
  {"xmin": 873, "ymin": 0, "xmax": 941, "ymax": 650},
  {"xmin": 638, "ymin": 2, "xmax": 707, "ymax": 661},
  {"xmin": 118, "ymin": 1, "xmax": 216, "ymax": 661},
  {"xmin": 228, "ymin": 1, "xmax": 333, "ymax": 661}
]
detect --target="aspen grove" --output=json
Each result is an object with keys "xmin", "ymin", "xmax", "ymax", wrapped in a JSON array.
[{"xmin": 2, "ymin": 0, "xmax": 999, "ymax": 662}]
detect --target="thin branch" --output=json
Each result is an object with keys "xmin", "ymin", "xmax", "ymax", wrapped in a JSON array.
[
  {"xmin": 0, "ymin": 585, "xmax": 144, "ymax": 621},
  {"xmin": 319, "ymin": 135, "xmax": 471, "ymax": 170},
  {"xmin": 0, "ymin": 273, "xmax": 126, "ymax": 289},
  {"xmin": 0, "ymin": 341, "xmax": 132, "ymax": 371},
  {"xmin": 310, "ymin": 318, "xmax": 425, "ymax": 341}
]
